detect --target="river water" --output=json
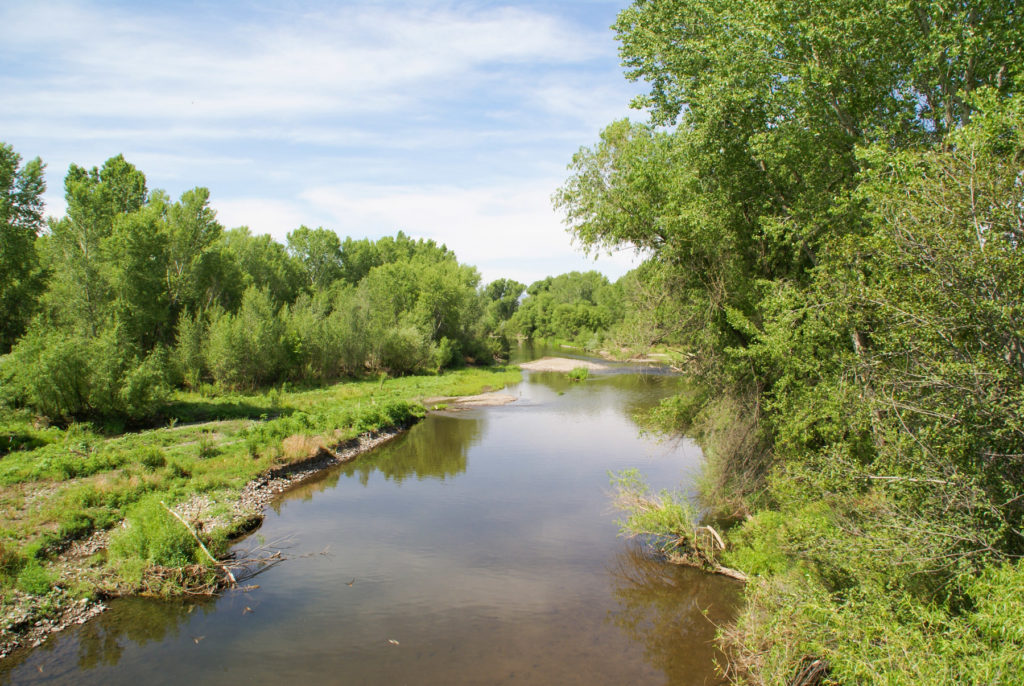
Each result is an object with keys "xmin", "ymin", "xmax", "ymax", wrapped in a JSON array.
[{"xmin": 2, "ymin": 354, "xmax": 740, "ymax": 685}]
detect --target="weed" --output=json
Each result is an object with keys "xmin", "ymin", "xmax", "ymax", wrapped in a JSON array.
[
  {"xmin": 137, "ymin": 446, "xmax": 167, "ymax": 471},
  {"xmin": 16, "ymin": 558, "xmax": 54, "ymax": 595},
  {"xmin": 196, "ymin": 432, "xmax": 218, "ymax": 459},
  {"xmin": 109, "ymin": 498, "xmax": 202, "ymax": 568},
  {"xmin": 567, "ymin": 367, "xmax": 590, "ymax": 382}
]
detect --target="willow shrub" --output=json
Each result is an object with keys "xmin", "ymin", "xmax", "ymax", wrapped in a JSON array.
[
  {"xmin": 0, "ymin": 326, "xmax": 170, "ymax": 422},
  {"xmin": 204, "ymin": 286, "xmax": 289, "ymax": 389}
]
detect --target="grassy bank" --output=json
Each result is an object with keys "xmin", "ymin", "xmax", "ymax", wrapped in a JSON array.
[
  {"xmin": 0, "ymin": 366, "xmax": 520, "ymax": 649},
  {"xmin": 623, "ymin": 386, "xmax": 1024, "ymax": 685}
]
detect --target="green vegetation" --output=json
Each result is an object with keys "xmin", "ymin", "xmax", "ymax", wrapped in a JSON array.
[
  {"xmin": 0, "ymin": 367, "xmax": 518, "ymax": 607},
  {"xmin": 0, "ymin": 148, "xmax": 523, "ymax": 424},
  {"xmin": 562, "ymin": 1, "xmax": 1024, "ymax": 683},
  {"xmin": 0, "ymin": 143, "xmax": 525, "ymax": 633},
  {"xmin": 508, "ymin": 271, "xmax": 623, "ymax": 349},
  {"xmin": 566, "ymin": 367, "xmax": 589, "ymax": 383}
]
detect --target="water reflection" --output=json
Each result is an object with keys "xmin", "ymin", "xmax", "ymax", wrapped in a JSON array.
[
  {"xmin": 339, "ymin": 414, "xmax": 484, "ymax": 485},
  {"xmin": 268, "ymin": 414, "xmax": 485, "ymax": 514},
  {"xmin": 608, "ymin": 544, "xmax": 741, "ymax": 686},
  {"xmin": 0, "ymin": 597, "xmax": 214, "ymax": 684}
]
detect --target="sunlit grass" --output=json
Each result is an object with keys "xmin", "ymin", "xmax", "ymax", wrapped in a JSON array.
[{"xmin": 0, "ymin": 365, "xmax": 521, "ymax": 598}]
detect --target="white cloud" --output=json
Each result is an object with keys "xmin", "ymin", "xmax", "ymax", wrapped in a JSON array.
[
  {"xmin": 213, "ymin": 197, "xmax": 312, "ymax": 237},
  {"xmin": 3, "ymin": 1, "xmax": 643, "ymax": 282},
  {"xmin": 299, "ymin": 181, "xmax": 640, "ymax": 283},
  {"xmin": 0, "ymin": 2, "xmax": 606, "ymax": 126}
]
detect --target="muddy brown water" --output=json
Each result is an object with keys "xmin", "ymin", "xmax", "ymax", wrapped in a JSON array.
[{"xmin": 2, "ymin": 353, "xmax": 741, "ymax": 685}]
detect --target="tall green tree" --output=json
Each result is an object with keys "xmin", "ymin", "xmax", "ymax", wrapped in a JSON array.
[
  {"xmin": 0, "ymin": 143, "xmax": 46, "ymax": 352},
  {"xmin": 287, "ymin": 225, "xmax": 343, "ymax": 290},
  {"xmin": 44, "ymin": 155, "xmax": 149, "ymax": 335},
  {"xmin": 164, "ymin": 187, "xmax": 224, "ymax": 316}
]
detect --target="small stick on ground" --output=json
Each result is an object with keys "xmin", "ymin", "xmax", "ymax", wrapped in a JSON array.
[{"xmin": 161, "ymin": 501, "xmax": 237, "ymax": 586}]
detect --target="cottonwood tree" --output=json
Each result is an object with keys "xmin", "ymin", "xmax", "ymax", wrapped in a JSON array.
[{"xmin": 0, "ymin": 143, "xmax": 46, "ymax": 352}]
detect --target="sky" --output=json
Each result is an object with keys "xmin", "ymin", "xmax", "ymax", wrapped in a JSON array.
[{"xmin": 0, "ymin": 0, "xmax": 648, "ymax": 285}]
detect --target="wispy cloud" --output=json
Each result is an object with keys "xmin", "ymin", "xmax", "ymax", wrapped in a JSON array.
[
  {"xmin": 2, "ymin": 0, "xmax": 644, "ymax": 283},
  {"xmin": 1, "ymin": 2, "xmax": 608, "ymax": 127}
]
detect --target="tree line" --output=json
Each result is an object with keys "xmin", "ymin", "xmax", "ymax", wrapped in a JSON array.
[
  {"xmin": 0, "ymin": 151, "xmax": 526, "ymax": 424},
  {"xmin": 557, "ymin": 0, "xmax": 1023, "ymax": 682}
]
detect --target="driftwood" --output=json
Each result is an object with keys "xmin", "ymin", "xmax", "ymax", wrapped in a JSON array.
[
  {"xmin": 788, "ymin": 656, "xmax": 831, "ymax": 686},
  {"xmin": 161, "ymin": 501, "xmax": 237, "ymax": 586}
]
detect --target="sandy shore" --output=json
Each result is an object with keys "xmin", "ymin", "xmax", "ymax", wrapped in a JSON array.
[
  {"xmin": 422, "ymin": 391, "xmax": 517, "ymax": 409},
  {"xmin": 518, "ymin": 356, "xmax": 609, "ymax": 372}
]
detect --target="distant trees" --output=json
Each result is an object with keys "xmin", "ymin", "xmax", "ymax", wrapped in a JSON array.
[
  {"xmin": 0, "ymin": 150, "xmax": 514, "ymax": 422},
  {"xmin": 508, "ymin": 271, "xmax": 622, "ymax": 345}
]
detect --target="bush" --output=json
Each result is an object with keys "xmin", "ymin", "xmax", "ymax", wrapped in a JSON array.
[
  {"xmin": 204, "ymin": 286, "xmax": 289, "ymax": 389},
  {"xmin": 567, "ymin": 367, "xmax": 589, "ymax": 382},
  {"xmin": 375, "ymin": 323, "xmax": 432, "ymax": 375},
  {"xmin": 109, "ymin": 498, "xmax": 202, "ymax": 568},
  {"xmin": 136, "ymin": 446, "xmax": 167, "ymax": 471},
  {"xmin": 0, "ymin": 325, "xmax": 170, "ymax": 422},
  {"xmin": 173, "ymin": 310, "xmax": 207, "ymax": 389}
]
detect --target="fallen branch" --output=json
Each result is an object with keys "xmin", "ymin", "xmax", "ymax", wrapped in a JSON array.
[{"xmin": 161, "ymin": 501, "xmax": 237, "ymax": 587}]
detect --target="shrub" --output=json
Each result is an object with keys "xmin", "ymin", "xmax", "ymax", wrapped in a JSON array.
[
  {"xmin": 0, "ymin": 325, "xmax": 170, "ymax": 422},
  {"xmin": 108, "ymin": 498, "xmax": 201, "ymax": 568},
  {"xmin": 137, "ymin": 446, "xmax": 167, "ymax": 471},
  {"xmin": 204, "ymin": 287, "xmax": 289, "ymax": 389},
  {"xmin": 567, "ymin": 366, "xmax": 589, "ymax": 382},
  {"xmin": 376, "ymin": 323, "xmax": 432, "ymax": 375},
  {"xmin": 173, "ymin": 310, "xmax": 207, "ymax": 389}
]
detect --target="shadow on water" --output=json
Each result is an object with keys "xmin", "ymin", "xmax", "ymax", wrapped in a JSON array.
[
  {"xmin": 608, "ymin": 544, "xmax": 742, "ymax": 685},
  {"xmin": 0, "ymin": 597, "xmax": 216, "ymax": 685}
]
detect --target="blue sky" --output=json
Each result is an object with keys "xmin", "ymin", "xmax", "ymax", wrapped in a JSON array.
[{"xmin": 0, "ymin": 0, "xmax": 646, "ymax": 284}]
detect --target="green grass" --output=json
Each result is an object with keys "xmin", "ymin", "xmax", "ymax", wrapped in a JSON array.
[
  {"xmin": 0, "ymin": 365, "xmax": 521, "ymax": 601},
  {"xmin": 567, "ymin": 367, "xmax": 590, "ymax": 382}
]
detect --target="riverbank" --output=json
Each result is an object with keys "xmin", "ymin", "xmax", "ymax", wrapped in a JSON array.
[{"xmin": 0, "ymin": 366, "xmax": 521, "ymax": 658}]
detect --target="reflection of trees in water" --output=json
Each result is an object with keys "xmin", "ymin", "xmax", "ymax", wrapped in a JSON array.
[
  {"xmin": 607, "ymin": 544, "xmax": 740, "ymax": 686},
  {"xmin": 0, "ymin": 599, "xmax": 213, "ymax": 684},
  {"xmin": 527, "ymin": 368, "xmax": 686, "ymax": 426},
  {"xmin": 339, "ymin": 414, "xmax": 483, "ymax": 486},
  {"xmin": 74, "ymin": 597, "xmax": 215, "ymax": 671},
  {"xmin": 272, "ymin": 415, "xmax": 485, "ymax": 507}
]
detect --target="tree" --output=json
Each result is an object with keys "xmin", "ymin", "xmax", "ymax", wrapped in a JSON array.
[
  {"xmin": 164, "ymin": 187, "xmax": 224, "ymax": 317},
  {"xmin": 0, "ymin": 143, "xmax": 46, "ymax": 352},
  {"xmin": 44, "ymin": 155, "xmax": 149, "ymax": 335},
  {"xmin": 219, "ymin": 227, "xmax": 303, "ymax": 306},
  {"xmin": 287, "ymin": 225, "xmax": 343, "ymax": 290},
  {"xmin": 481, "ymin": 278, "xmax": 525, "ymax": 335}
]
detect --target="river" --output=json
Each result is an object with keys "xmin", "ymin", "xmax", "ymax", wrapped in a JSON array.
[{"xmin": 1, "ymin": 352, "xmax": 740, "ymax": 685}]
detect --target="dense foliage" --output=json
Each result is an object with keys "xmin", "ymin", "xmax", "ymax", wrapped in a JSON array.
[
  {"xmin": 507, "ymin": 270, "xmax": 623, "ymax": 346},
  {"xmin": 0, "ymin": 154, "xmax": 520, "ymax": 424},
  {"xmin": 558, "ymin": 0, "xmax": 1024, "ymax": 682}
]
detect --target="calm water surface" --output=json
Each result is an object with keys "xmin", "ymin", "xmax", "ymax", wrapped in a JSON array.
[{"xmin": 2, "ymin": 358, "xmax": 740, "ymax": 685}]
